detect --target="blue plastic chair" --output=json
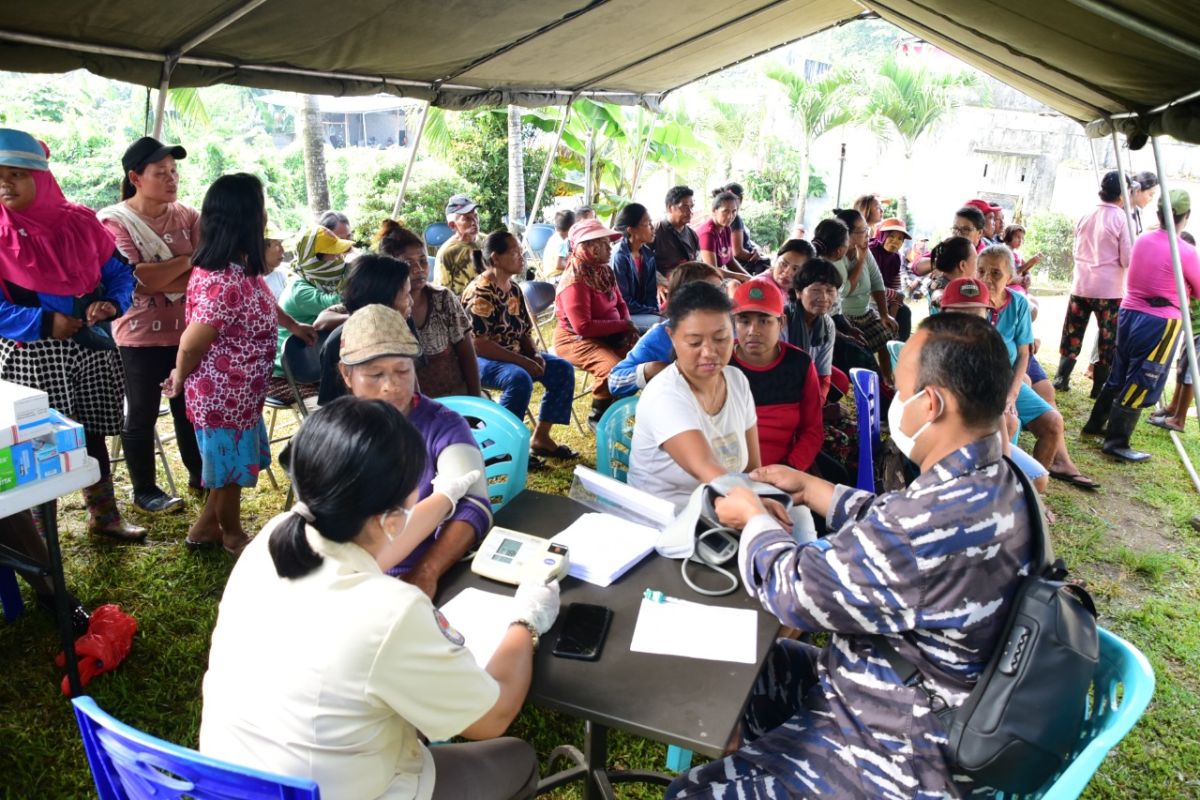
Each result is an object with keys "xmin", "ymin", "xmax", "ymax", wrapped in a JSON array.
[
  {"xmin": 71, "ymin": 696, "xmax": 320, "ymax": 800},
  {"xmin": 594, "ymin": 396, "xmax": 639, "ymax": 483},
  {"xmin": 423, "ymin": 222, "xmax": 453, "ymax": 253},
  {"xmin": 438, "ymin": 395, "xmax": 530, "ymax": 512},
  {"xmin": 886, "ymin": 339, "xmax": 904, "ymax": 370},
  {"xmin": 0, "ymin": 565, "xmax": 23, "ymax": 621},
  {"xmin": 525, "ymin": 222, "xmax": 555, "ymax": 260},
  {"xmin": 998, "ymin": 627, "xmax": 1155, "ymax": 799},
  {"xmin": 850, "ymin": 368, "xmax": 881, "ymax": 493},
  {"xmin": 426, "ymin": 255, "xmax": 436, "ymax": 284}
]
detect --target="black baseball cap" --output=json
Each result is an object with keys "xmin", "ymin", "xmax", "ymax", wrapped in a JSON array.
[{"xmin": 122, "ymin": 136, "xmax": 187, "ymax": 174}]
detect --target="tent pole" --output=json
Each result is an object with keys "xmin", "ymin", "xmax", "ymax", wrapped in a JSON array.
[
  {"xmin": 151, "ymin": 60, "xmax": 174, "ymax": 139},
  {"xmin": 1109, "ymin": 126, "xmax": 1137, "ymax": 241},
  {"xmin": 527, "ymin": 102, "xmax": 573, "ymax": 229},
  {"xmin": 1152, "ymin": 134, "xmax": 1200, "ymax": 493},
  {"xmin": 1086, "ymin": 137, "xmax": 1102, "ymax": 185},
  {"xmin": 1063, "ymin": 0, "xmax": 1200, "ymax": 61},
  {"xmin": 391, "ymin": 102, "xmax": 430, "ymax": 219}
]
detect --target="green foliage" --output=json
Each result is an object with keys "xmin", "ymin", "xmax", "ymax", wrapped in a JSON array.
[
  {"xmin": 764, "ymin": 64, "xmax": 859, "ymax": 150},
  {"xmin": 445, "ymin": 110, "xmax": 554, "ymax": 231},
  {"xmin": 390, "ymin": 175, "xmax": 475, "ymax": 241},
  {"xmin": 740, "ymin": 199, "xmax": 792, "ymax": 251},
  {"xmin": 866, "ymin": 56, "xmax": 986, "ymax": 157},
  {"xmin": 744, "ymin": 139, "xmax": 826, "ymax": 207},
  {"xmin": 1023, "ymin": 212, "xmax": 1076, "ymax": 282}
]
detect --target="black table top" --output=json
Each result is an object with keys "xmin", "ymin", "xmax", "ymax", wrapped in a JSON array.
[{"xmin": 438, "ymin": 490, "xmax": 781, "ymax": 758}]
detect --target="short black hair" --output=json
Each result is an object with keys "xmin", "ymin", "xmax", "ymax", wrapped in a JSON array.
[
  {"xmin": 778, "ymin": 238, "xmax": 816, "ymax": 261},
  {"xmin": 342, "ymin": 254, "xmax": 411, "ymax": 313},
  {"xmin": 793, "ymin": 257, "xmax": 843, "ymax": 293},
  {"xmin": 192, "ymin": 173, "xmax": 267, "ymax": 276},
  {"xmin": 832, "ymin": 207, "xmax": 865, "ymax": 230},
  {"xmin": 666, "ymin": 280, "xmax": 732, "ymax": 328},
  {"xmin": 916, "ymin": 313, "xmax": 1012, "ymax": 428},
  {"xmin": 554, "ymin": 209, "xmax": 576, "ymax": 234},
  {"xmin": 615, "ymin": 203, "xmax": 650, "ymax": 237},
  {"xmin": 811, "ymin": 218, "xmax": 849, "ymax": 258},
  {"xmin": 711, "ymin": 191, "xmax": 739, "ymax": 211},
  {"xmin": 269, "ymin": 397, "xmax": 426, "ymax": 579},
  {"xmin": 472, "ymin": 230, "xmax": 519, "ymax": 273},
  {"xmin": 930, "ymin": 236, "xmax": 975, "ymax": 274},
  {"xmin": 954, "ymin": 206, "xmax": 986, "ymax": 231},
  {"xmin": 665, "ymin": 185, "xmax": 694, "ymax": 208}
]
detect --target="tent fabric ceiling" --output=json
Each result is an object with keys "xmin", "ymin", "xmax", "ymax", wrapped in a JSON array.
[{"xmin": 0, "ymin": 0, "xmax": 1198, "ymax": 139}]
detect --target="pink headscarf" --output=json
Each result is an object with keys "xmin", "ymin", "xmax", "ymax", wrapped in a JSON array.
[{"xmin": 0, "ymin": 141, "xmax": 113, "ymax": 296}]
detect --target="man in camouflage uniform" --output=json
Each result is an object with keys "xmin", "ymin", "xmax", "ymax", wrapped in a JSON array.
[{"xmin": 668, "ymin": 313, "xmax": 1033, "ymax": 799}]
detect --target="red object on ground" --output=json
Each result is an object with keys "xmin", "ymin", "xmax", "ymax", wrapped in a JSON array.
[{"xmin": 55, "ymin": 604, "xmax": 137, "ymax": 695}]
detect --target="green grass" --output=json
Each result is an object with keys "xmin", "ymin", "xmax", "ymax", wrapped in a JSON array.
[{"xmin": 4, "ymin": 359, "xmax": 1200, "ymax": 798}]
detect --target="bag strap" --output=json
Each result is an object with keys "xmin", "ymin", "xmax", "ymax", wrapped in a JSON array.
[{"xmin": 873, "ymin": 453, "xmax": 1055, "ymax": 689}]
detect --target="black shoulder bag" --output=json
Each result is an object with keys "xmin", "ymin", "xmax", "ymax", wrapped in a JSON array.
[{"xmin": 874, "ymin": 456, "xmax": 1099, "ymax": 793}]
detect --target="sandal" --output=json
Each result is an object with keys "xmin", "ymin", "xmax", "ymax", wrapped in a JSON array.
[
  {"xmin": 1148, "ymin": 416, "xmax": 1186, "ymax": 432},
  {"xmin": 1048, "ymin": 470, "xmax": 1101, "ymax": 491},
  {"xmin": 530, "ymin": 444, "xmax": 580, "ymax": 460}
]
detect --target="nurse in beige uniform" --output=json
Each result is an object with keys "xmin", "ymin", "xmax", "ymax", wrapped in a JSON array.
[{"xmin": 200, "ymin": 396, "xmax": 558, "ymax": 800}]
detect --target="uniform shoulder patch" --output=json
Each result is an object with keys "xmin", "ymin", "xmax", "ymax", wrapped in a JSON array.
[{"xmin": 433, "ymin": 608, "xmax": 466, "ymax": 646}]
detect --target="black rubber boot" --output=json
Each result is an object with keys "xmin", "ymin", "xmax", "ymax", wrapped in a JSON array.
[
  {"xmin": 1052, "ymin": 357, "xmax": 1076, "ymax": 392},
  {"xmin": 1082, "ymin": 385, "xmax": 1117, "ymax": 436},
  {"xmin": 1090, "ymin": 364, "xmax": 1110, "ymax": 400},
  {"xmin": 1102, "ymin": 406, "xmax": 1151, "ymax": 462}
]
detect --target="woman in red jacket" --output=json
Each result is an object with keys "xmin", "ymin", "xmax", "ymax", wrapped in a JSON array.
[{"xmin": 553, "ymin": 219, "xmax": 639, "ymax": 427}]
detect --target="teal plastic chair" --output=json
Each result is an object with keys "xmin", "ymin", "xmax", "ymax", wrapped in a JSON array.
[
  {"xmin": 438, "ymin": 396, "xmax": 529, "ymax": 512},
  {"xmin": 887, "ymin": 339, "xmax": 904, "ymax": 369},
  {"xmin": 594, "ymin": 396, "xmax": 639, "ymax": 482},
  {"xmin": 72, "ymin": 696, "xmax": 320, "ymax": 799},
  {"xmin": 592, "ymin": 394, "xmax": 693, "ymax": 772},
  {"xmin": 996, "ymin": 626, "xmax": 1155, "ymax": 799}
]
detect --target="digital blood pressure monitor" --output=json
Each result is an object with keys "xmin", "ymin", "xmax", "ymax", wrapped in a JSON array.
[{"xmin": 471, "ymin": 527, "xmax": 570, "ymax": 585}]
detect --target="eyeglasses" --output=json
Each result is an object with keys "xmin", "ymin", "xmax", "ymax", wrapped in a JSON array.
[{"xmin": 951, "ymin": 225, "xmax": 977, "ymax": 236}]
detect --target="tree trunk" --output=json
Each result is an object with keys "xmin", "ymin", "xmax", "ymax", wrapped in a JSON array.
[
  {"xmin": 506, "ymin": 105, "xmax": 526, "ymax": 234},
  {"xmin": 583, "ymin": 124, "xmax": 597, "ymax": 205},
  {"xmin": 301, "ymin": 94, "xmax": 330, "ymax": 217},
  {"xmin": 897, "ymin": 146, "xmax": 914, "ymax": 223},
  {"xmin": 793, "ymin": 140, "xmax": 811, "ymax": 229}
]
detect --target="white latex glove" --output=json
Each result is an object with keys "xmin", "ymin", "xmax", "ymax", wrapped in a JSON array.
[
  {"xmin": 431, "ymin": 469, "xmax": 481, "ymax": 505},
  {"xmin": 512, "ymin": 579, "xmax": 561, "ymax": 635}
]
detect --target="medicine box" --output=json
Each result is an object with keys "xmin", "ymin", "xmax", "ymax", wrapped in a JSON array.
[
  {"xmin": 44, "ymin": 410, "xmax": 85, "ymax": 452},
  {"xmin": 60, "ymin": 447, "xmax": 89, "ymax": 473},
  {"xmin": 33, "ymin": 436, "xmax": 61, "ymax": 480},
  {"xmin": 0, "ymin": 379, "xmax": 49, "ymax": 430},
  {"xmin": 0, "ymin": 442, "xmax": 38, "ymax": 491}
]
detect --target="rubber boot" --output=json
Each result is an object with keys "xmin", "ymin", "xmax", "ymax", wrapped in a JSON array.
[
  {"xmin": 83, "ymin": 477, "xmax": 148, "ymax": 542},
  {"xmin": 1082, "ymin": 385, "xmax": 1117, "ymax": 436},
  {"xmin": 587, "ymin": 399, "xmax": 613, "ymax": 431},
  {"xmin": 1052, "ymin": 357, "xmax": 1076, "ymax": 392},
  {"xmin": 1090, "ymin": 363, "xmax": 1110, "ymax": 400},
  {"xmin": 1102, "ymin": 405, "xmax": 1151, "ymax": 462}
]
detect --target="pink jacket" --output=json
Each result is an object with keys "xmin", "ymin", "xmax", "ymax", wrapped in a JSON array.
[{"xmin": 1072, "ymin": 202, "xmax": 1132, "ymax": 299}]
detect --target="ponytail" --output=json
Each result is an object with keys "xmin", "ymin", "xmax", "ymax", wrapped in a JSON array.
[
  {"xmin": 471, "ymin": 248, "xmax": 485, "ymax": 274},
  {"xmin": 268, "ymin": 513, "xmax": 324, "ymax": 578},
  {"xmin": 932, "ymin": 236, "xmax": 975, "ymax": 274},
  {"xmin": 374, "ymin": 219, "xmax": 425, "ymax": 258},
  {"xmin": 810, "ymin": 218, "xmax": 850, "ymax": 257}
]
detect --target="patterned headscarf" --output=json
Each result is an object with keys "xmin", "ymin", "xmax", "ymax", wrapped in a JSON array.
[
  {"xmin": 557, "ymin": 241, "xmax": 617, "ymax": 296},
  {"xmin": 292, "ymin": 226, "xmax": 349, "ymax": 292},
  {"xmin": 0, "ymin": 130, "xmax": 112, "ymax": 296}
]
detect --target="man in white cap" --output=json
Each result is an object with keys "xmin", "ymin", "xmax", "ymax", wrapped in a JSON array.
[{"xmin": 436, "ymin": 194, "xmax": 485, "ymax": 296}]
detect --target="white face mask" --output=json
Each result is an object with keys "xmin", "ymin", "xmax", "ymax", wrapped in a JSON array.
[{"xmin": 888, "ymin": 387, "xmax": 944, "ymax": 459}]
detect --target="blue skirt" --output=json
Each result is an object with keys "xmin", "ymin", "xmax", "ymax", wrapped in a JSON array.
[{"xmin": 195, "ymin": 420, "xmax": 271, "ymax": 488}]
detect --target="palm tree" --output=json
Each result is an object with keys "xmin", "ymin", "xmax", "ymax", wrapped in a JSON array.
[
  {"xmin": 300, "ymin": 94, "xmax": 330, "ymax": 216},
  {"xmin": 866, "ymin": 57, "xmax": 985, "ymax": 220},
  {"xmin": 507, "ymin": 104, "xmax": 526, "ymax": 233},
  {"xmin": 702, "ymin": 98, "xmax": 758, "ymax": 182},
  {"xmin": 764, "ymin": 64, "xmax": 858, "ymax": 227}
]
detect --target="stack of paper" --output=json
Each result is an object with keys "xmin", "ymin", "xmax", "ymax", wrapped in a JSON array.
[
  {"xmin": 630, "ymin": 596, "xmax": 758, "ymax": 664},
  {"xmin": 440, "ymin": 587, "xmax": 515, "ymax": 668},
  {"xmin": 569, "ymin": 466, "xmax": 676, "ymax": 529},
  {"xmin": 550, "ymin": 512, "xmax": 659, "ymax": 587}
]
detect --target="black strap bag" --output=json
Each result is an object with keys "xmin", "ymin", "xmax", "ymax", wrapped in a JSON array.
[{"xmin": 875, "ymin": 456, "xmax": 1098, "ymax": 793}]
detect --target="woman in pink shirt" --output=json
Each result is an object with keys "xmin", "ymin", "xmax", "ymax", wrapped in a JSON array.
[
  {"xmin": 1084, "ymin": 189, "xmax": 1199, "ymax": 462},
  {"xmin": 1052, "ymin": 170, "xmax": 1134, "ymax": 395},
  {"xmin": 553, "ymin": 219, "xmax": 638, "ymax": 427},
  {"xmin": 696, "ymin": 190, "xmax": 750, "ymax": 283},
  {"xmin": 163, "ymin": 174, "xmax": 313, "ymax": 555}
]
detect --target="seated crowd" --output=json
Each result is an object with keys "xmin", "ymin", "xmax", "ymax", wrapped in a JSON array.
[{"xmin": 3, "ymin": 123, "xmax": 1182, "ymax": 799}]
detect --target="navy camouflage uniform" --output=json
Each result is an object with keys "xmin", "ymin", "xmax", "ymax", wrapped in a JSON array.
[{"xmin": 668, "ymin": 434, "xmax": 1032, "ymax": 799}]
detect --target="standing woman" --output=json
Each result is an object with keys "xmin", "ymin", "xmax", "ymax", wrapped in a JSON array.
[
  {"xmin": 99, "ymin": 136, "xmax": 203, "ymax": 514},
  {"xmin": 464, "ymin": 232, "xmax": 577, "ymax": 461},
  {"xmin": 164, "ymin": 173, "xmax": 312, "ymax": 555},
  {"xmin": 554, "ymin": 219, "xmax": 639, "ymax": 427},
  {"xmin": 0, "ymin": 129, "xmax": 143, "ymax": 540},
  {"xmin": 377, "ymin": 220, "xmax": 482, "ymax": 399},
  {"xmin": 611, "ymin": 203, "xmax": 665, "ymax": 333},
  {"xmin": 696, "ymin": 190, "xmax": 750, "ymax": 283}
]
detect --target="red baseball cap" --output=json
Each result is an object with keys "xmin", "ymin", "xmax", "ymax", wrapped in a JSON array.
[
  {"xmin": 964, "ymin": 199, "xmax": 994, "ymax": 215},
  {"xmin": 941, "ymin": 277, "xmax": 991, "ymax": 309},
  {"xmin": 732, "ymin": 279, "xmax": 785, "ymax": 316}
]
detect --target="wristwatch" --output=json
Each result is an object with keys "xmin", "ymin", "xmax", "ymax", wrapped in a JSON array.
[{"xmin": 511, "ymin": 619, "xmax": 539, "ymax": 651}]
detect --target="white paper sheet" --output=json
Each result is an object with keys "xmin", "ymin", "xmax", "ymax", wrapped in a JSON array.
[
  {"xmin": 629, "ymin": 596, "xmax": 758, "ymax": 664},
  {"xmin": 439, "ymin": 587, "xmax": 516, "ymax": 668},
  {"xmin": 549, "ymin": 512, "xmax": 658, "ymax": 587}
]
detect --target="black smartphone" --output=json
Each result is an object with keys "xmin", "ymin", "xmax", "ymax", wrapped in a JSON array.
[{"xmin": 551, "ymin": 602, "xmax": 613, "ymax": 661}]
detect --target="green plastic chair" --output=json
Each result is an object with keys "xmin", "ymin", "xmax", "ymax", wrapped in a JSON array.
[{"xmin": 887, "ymin": 339, "xmax": 904, "ymax": 369}]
